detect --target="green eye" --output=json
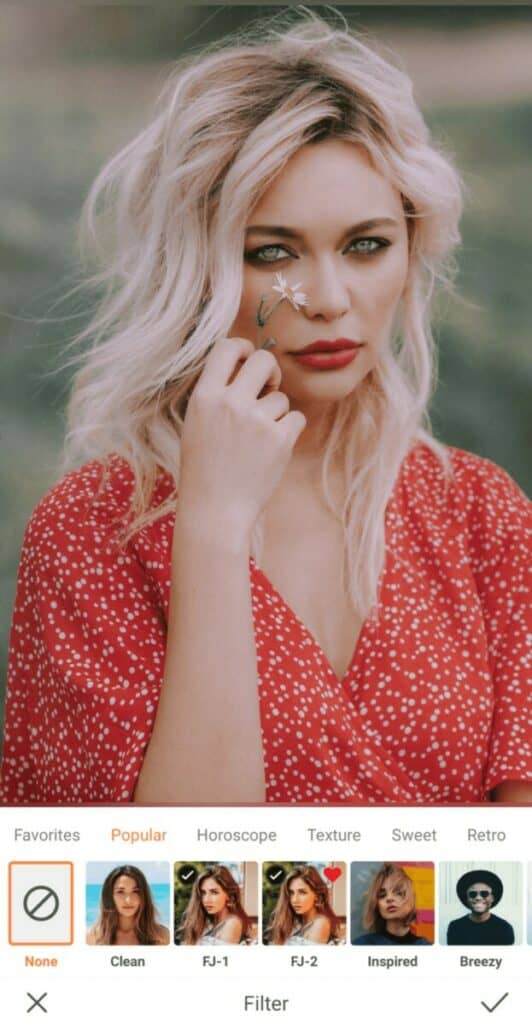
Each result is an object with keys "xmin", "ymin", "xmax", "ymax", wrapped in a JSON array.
[
  {"xmin": 348, "ymin": 237, "xmax": 388, "ymax": 255},
  {"xmin": 245, "ymin": 245, "xmax": 290, "ymax": 263}
]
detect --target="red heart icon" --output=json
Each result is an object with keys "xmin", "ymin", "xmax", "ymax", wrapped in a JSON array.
[{"xmin": 324, "ymin": 866, "xmax": 342, "ymax": 883}]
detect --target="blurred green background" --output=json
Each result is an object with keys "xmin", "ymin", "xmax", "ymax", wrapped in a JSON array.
[{"xmin": 1, "ymin": 6, "xmax": 532, "ymax": 739}]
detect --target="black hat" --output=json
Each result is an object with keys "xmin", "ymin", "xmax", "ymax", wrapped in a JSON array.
[{"xmin": 456, "ymin": 870, "xmax": 503, "ymax": 908}]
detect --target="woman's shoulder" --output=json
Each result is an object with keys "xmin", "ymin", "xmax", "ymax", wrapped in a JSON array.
[
  {"xmin": 155, "ymin": 924, "xmax": 170, "ymax": 945},
  {"xmin": 405, "ymin": 442, "xmax": 527, "ymax": 499},
  {"xmin": 402, "ymin": 442, "xmax": 530, "ymax": 533},
  {"xmin": 303, "ymin": 915, "xmax": 331, "ymax": 941},
  {"xmin": 27, "ymin": 457, "xmax": 135, "ymax": 535},
  {"xmin": 23, "ymin": 455, "xmax": 174, "ymax": 551},
  {"xmin": 352, "ymin": 932, "xmax": 389, "ymax": 945},
  {"xmin": 220, "ymin": 915, "xmax": 244, "ymax": 940}
]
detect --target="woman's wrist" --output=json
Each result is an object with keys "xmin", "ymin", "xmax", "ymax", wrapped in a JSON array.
[{"xmin": 173, "ymin": 502, "xmax": 253, "ymax": 559}]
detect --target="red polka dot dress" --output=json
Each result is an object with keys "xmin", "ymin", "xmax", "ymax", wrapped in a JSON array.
[{"xmin": 1, "ymin": 445, "xmax": 530, "ymax": 804}]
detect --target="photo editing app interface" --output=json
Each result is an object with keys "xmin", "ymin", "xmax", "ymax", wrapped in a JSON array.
[
  {"xmin": 3, "ymin": 1, "xmax": 532, "ymax": 1020},
  {"xmin": 1, "ymin": 807, "xmax": 531, "ymax": 1023}
]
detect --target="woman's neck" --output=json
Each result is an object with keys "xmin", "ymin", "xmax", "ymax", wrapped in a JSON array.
[
  {"xmin": 292, "ymin": 400, "xmax": 336, "ymax": 459},
  {"xmin": 384, "ymin": 920, "xmax": 410, "ymax": 938},
  {"xmin": 117, "ymin": 916, "xmax": 137, "ymax": 933}
]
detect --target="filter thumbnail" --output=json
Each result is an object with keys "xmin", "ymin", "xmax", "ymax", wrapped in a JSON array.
[
  {"xmin": 351, "ymin": 862, "xmax": 434, "ymax": 945},
  {"xmin": 174, "ymin": 862, "xmax": 259, "ymax": 945},
  {"xmin": 86, "ymin": 862, "xmax": 170, "ymax": 945},
  {"xmin": 440, "ymin": 862, "xmax": 521, "ymax": 945},
  {"xmin": 9, "ymin": 861, "xmax": 74, "ymax": 946},
  {"xmin": 262, "ymin": 862, "xmax": 346, "ymax": 945}
]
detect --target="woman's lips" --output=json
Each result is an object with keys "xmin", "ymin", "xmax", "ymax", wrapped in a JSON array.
[{"xmin": 290, "ymin": 339, "xmax": 363, "ymax": 370}]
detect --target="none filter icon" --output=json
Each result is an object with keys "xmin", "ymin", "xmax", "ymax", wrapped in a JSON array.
[{"xmin": 9, "ymin": 861, "xmax": 74, "ymax": 945}]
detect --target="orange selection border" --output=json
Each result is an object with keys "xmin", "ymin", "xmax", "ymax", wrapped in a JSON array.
[{"xmin": 8, "ymin": 861, "xmax": 74, "ymax": 946}]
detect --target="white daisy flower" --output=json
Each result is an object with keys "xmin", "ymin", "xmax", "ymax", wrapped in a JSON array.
[{"xmin": 271, "ymin": 272, "xmax": 308, "ymax": 310}]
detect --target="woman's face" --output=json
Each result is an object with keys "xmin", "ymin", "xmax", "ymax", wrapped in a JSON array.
[
  {"xmin": 200, "ymin": 879, "xmax": 229, "ymax": 916},
  {"xmin": 376, "ymin": 876, "xmax": 413, "ymax": 921},
  {"xmin": 466, "ymin": 883, "xmax": 494, "ymax": 915},
  {"xmin": 288, "ymin": 878, "xmax": 317, "ymax": 917},
  {"xmin": 231, "ymin": 139, "xmax": 410, "ymax": 414},
  {"xmin": 112, "ymin": 875, "xmax": 142, "ymax": 919}
]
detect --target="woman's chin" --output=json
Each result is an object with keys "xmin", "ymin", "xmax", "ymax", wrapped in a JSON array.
[{"xmin": 281, "ymin": 362, "xmax": 371, "ymax": 409}]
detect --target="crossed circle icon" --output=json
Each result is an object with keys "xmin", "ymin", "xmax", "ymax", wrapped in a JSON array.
[{"xmin": 23, "ymin": 885, "xmax": 60, "ymax": 922}]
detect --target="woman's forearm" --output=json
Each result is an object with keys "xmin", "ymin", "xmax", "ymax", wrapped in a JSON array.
[
  {"xmin": 134, "ymin": 336, "xmax": 304, "ymax": 804},
  {"xmin": 133, "ymin": 510, "xmax": 265, "ymax": 804}
]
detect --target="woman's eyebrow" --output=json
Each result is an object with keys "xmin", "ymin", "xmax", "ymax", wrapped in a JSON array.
[{"xmin": 245, "ymin": 217, "xmax": 399, "ymax": 240}]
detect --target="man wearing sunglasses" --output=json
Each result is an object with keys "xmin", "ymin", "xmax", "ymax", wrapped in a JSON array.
[{"xmin": 446, "ymin": 869, "xmax": 515, "ymax": 945}]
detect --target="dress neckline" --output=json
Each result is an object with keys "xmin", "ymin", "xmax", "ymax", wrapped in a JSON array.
[
  {"xmin": 250, "ymin": 558, "xmax": 377, "ymax": 688},
  {"xmin": 248, "ymin": 454, "xmax": 406, "ymax": 687}
]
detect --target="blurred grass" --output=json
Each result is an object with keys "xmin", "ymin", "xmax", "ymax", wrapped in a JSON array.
[{"xmin": 1, "ymin": 11, "xmax": 532, "ymax": 742}]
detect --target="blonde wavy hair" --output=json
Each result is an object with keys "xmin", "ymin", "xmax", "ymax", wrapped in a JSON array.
[{"xmin": 65, "ymin": 10, "xmax": 462, "ymax": 618}]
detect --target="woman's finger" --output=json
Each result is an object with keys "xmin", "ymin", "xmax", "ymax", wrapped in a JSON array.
[
  {"xmin": 276, "ymin": 410, "xmax": 307, "ymax": 447},
  {"xmin": 255, "ymin": 390, "xmax": 290, "ymax": 421},
  {"xmin": 229, "ymin": 348, "xmax": 281, "ymax": 400},
  {"xmin": 198, "ymin": 337, "xmax": 254, "ymax": 391}
]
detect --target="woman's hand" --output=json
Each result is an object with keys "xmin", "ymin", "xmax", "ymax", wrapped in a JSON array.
[{"xmin": 178, "ymin": 337, "xmax": 306, "ymax": 541}]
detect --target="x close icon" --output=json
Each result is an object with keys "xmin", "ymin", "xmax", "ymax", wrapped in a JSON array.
[{"xmin": 27, "ymin": 992, "xmax": 48, "ymax": 1014}]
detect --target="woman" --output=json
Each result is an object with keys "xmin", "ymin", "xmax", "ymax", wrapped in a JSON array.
[
  {"xmin": 352, "ymin": 863, "xmax": 431, "ymax": 946},
  {"xmin": 266, "ymin": 866, "xmax": 341, "ymax": 945},
  {"xmin": 1, "ymin": 13, "xmax": 530, "ymax": 805},
  {"xmin": 177, "ymin": 866, "xmax": 253, "ymax": 945},
  {"xmin": 446, "ymin": 870, "xmax": 515, "ymax": 946},
  {"xmin": 86, "ymin": 864, "xmax": 169, "ymax": 945}
]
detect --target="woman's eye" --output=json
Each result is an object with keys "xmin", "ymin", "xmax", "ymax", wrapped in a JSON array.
[
  {"xmin": 245, "ymin": 244, "xmax": 291, "ymax": 263},
  {"xmin": 347, "ymin": 237, "xmax": 389, "ymax": 255}
]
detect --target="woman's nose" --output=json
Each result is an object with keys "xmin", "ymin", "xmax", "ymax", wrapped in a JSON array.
[{"xmin": 302, "ymin": 260, "xmax": 351, "ymax": 321}]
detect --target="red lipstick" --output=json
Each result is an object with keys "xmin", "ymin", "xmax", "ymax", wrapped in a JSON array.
[{"xmin": 291, "ymin": 338, "xmax": 363, "ymax": 370}]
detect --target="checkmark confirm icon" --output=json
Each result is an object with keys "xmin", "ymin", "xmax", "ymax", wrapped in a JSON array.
[
  {"xmin": 177, "ymin": 864, "xmax": 198, "ymax": 886},
  {"xmin": 481, "ymin": 993, "xmax": 509, "ymax": 1014},
  {"xmin": 266, "ymin": 864, "xmax": 286, "ymax": 885}
]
